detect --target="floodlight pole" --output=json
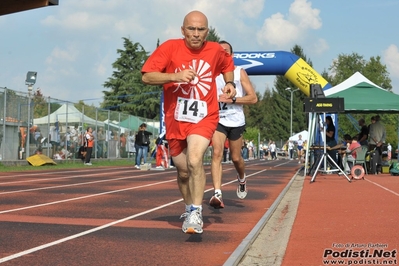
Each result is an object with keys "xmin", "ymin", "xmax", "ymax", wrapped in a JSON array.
[
  {"xmin": 285, "ymin": 88, "xmax": 299, "ymax": 137},
  {"xmin": 25, "ymin": 71, "xmax": 37, "ymax": 159},
  {"xmin": 26, "ymin": 85, "xmax": 32, "ymax": 158}
]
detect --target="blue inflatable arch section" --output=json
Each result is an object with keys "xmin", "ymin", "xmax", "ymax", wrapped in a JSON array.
[{"xmin": 233, "ymin": 51, "xmax": 332, "ymax": 95}]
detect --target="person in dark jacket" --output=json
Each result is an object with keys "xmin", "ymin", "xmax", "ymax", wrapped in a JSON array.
[{"xmin": 134, "ymin": 123, "xmax": 152, "ymax": 169}]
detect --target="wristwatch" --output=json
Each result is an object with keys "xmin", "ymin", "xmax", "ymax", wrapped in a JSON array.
[
  {"xmin": 225, "ymin": 81, "xmax": 236, "ymax": 88},
  {"xmin": 232, "ymin": 97, "xmax": 237, "ymax": 104}
]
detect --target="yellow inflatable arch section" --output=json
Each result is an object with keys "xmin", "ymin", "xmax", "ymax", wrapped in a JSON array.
[{"xmin": 233, "ymin": 51, "xmax": 331, "ymax": 95}]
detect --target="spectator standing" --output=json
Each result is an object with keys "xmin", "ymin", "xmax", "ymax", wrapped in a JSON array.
[
  {"xmin": 242, "ymin": 139, "xmax": 249, "ymax": 161},
  {"xmin": 134, "ymin": 123, "xmax": 152, "ymax": 169},
  {"xmin": 369, "ymin": 115, "xmax": 386, "ymax": 171},
  {"xmin": 127, "ymin": 131, "xmax": 136, "ymax": 157},
  {"xmin": 263, "ymin": 142, "xmax": 269, "ymax": 160},
  {"xmin": 84, "ymin": 127, "xmax": 94, "ymax": 165},
  {"xmin": 259, "ymin": 141, "xmax": 264, "ymax": 160},
  {"xmin": 247, "ymin": 139, "xmax": 254, "ymax": 159},
  {"xmin": 269, "ymin": 141, "xmax": 277, "ymax": 160},
  {"xmin": 97, "ymin": 127, "xmax": 105, "ymax": 158},
  {"xmin": 323, "ymin": 116, "xmax": 338, "ymax": 166},
  {"xmin": 49, "ymin": 122, "xmax": 60, "ymax": 158},
  {"xmin": 288, "ymin": 140, "xmax": 294, "ymax": 160},
  {"xmin": 70, "ymin": 124, "xmax": 79, "ymax": 155},
  {"xmin": 120, "ymin": 133, "xmax": 127, "ymax": 158},
  {"xmin": 357, "ymin": 118, "xmax": 369, "ymax": 146}
]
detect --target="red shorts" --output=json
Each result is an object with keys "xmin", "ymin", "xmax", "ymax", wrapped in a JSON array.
[{"xmin": 168, "ymin": 123, "xmax": 216, "ymax": 157}]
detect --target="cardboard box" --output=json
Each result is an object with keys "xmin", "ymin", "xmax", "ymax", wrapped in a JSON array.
[
  {"xmin": 382, "ymin": 165, "xmax": 390, "ymax": 174},
  {"xmin": 140, "ymin": 163, "xmax": 151, "ymax": 171}
]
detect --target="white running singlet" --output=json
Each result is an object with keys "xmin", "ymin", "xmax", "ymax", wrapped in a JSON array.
[{"xmin": 216, "ymin": 66, "xmax": 246, "ymax": 127}]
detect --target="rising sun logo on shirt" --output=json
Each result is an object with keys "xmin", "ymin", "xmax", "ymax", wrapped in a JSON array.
[{"xmin": 174, "ymin": 59, "xmax": 213, "ymax": 99}]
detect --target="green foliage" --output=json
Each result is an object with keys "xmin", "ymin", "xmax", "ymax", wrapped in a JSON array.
[
  {"xmin": 32, "ymin": 89, "xmax": 48, "ymax": 118},
  {"xmin": 206, "ymin": 26, "xmax": 220, "ymax": 42},
  {"xmin": 326, "ymin": 52, "xmax": 397, "ymax": 148},
  {"xmin": 328, "ymin": 53, "xmax": 392, "ymax": 90},
  {"xmin": 243, "ymin": 127, "xmax": 260, "ymax": 143},
  {"xmin": 101, "ymin": 37, "xmax": 162, "ymax": 119}
]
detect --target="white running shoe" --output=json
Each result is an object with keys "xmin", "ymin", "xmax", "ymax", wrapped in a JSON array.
[
  {"xmin": 236, "ymin": 175, "xmax": 247, "ymax": 199},
  {"xmin": 134, "ymin": 165, "xmax": 140, "ymax": 169},
  {"xmin": 182, "ymin": 208, "xmax": 203, "ymax": 234},
  {"xmin": 209, "ymin": 193, "xmax": 224, "ymax": 209}
]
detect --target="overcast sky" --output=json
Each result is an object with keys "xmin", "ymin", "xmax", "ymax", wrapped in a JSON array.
[{"xmin": 1, "ymin": 0, "xmax": 398, "ymax": 106}]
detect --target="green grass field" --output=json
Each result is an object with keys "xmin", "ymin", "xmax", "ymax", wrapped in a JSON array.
[{"xmin": 0, "ymin": 158, "xmax": 138, "ymax": 172}]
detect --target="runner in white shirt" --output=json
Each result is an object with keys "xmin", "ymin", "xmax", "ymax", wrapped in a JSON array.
[{"xmin": 210, "ymin": 41, "xmax": 258, "ymax": 209}]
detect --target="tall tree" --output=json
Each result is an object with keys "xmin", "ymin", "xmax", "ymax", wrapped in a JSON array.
[
  {"xmin": 102, "ymin": 37, "xmax": 162, "ymax": 119},
  {"xmin": 328, "ymin": 53, "xmax": 392, "ymax": 90},
  {"xmin": 32, "ymin": 88, "xmax": 49, "ymax": 118},
  {"xmin": 206, "ymin": 26, "xmax": 220, "ymax": 42}
]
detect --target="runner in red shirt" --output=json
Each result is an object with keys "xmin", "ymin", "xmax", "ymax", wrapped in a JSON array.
[{"xmin": 142, "ymin": 10, "xmax": 236, "ymax": 234}]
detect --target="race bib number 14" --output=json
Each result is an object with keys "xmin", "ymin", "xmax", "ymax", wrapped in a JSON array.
[{"xmin": 175, "ymin": 97, "xmax": 207, "ymax": 124}]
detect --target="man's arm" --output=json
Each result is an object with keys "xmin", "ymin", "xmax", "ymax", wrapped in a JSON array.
[
  {"xmin": 235, "ymin": 68, "xmax": 258, "ymax": 104},
  {"xmin": 142, "ymin": 69, "xmax": 197, "ymax": 85},
  {"xmin": 221, "ymin": 71, "xmax": 236, "ymax": 98},
  {"xmin": 222, "ymin": 71, "xmax": 234, "ymax": 84}
]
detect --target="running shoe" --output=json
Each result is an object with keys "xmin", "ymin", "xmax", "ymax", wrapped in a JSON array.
[
  {"xmin": 236, "ymin": 175, "xmax": 247, "ymax": 199},
  {"xmin": 179, "ymin": 211, "xmax": 189, "ymax": 220},
  {"xmin": 209, "ymin": 193, "xmax": 224, "ymax": 209},
  {"xmin": 181, "ymin": 208, "xmax": 203, "ymax": 234}
]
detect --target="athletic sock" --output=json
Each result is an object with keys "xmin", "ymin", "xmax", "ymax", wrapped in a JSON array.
[
  {"xmin": 214, "ymin": 189, "xmax": 222, "ymax": 195},
  {"xmin": 191, "ymin": 204, "xmax": 202, "ymax": 212}
]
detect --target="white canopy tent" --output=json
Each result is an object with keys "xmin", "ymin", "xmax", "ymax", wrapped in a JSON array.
[
  {"xmin": 289, "ymin": 130, "xmax": 308, "ymax": 141},
  {"xmin": 34, "ymin": 103, "xmax": 104, "ymax": 127}
]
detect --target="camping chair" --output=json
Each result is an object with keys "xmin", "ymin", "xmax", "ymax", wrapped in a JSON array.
[{"xmin": 352, "ymin": 146, "xmax": 368, "ymax": 176}]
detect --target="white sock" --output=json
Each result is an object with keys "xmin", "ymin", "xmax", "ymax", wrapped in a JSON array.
[
  {"xmin": 185, "ymin": 204, "xmax": 191, "ymax": 212},
  {"xmin": 238, "ymin": 175, "xmax": 246, "ymax": 183},
  {"xmin": 214, "ymin": 189, "xmax": 222, "ymax": 195}
]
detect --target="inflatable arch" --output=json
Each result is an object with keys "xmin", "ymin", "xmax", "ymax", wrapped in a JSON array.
[
  {"xmin": 159, "ymin": 51, "xmax": 332, "ymax": 136},
  {"xmin": 233, "ymin": 51, "xmax": 331, "ymax": 95}
]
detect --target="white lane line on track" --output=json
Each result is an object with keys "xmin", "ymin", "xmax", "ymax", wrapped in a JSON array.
[
  {"xmin": 0, "ymin": 170, "xmax": 175, "ymax": 195},
  {"xmin": 0, "ymin": 169, "xmax": 268, "ymax": 263},
  {"xmin": 0, "ymin": 179, "xmax": 175, "ymax": 214},
  {"xmin": 365, "ymin": 178, "xmax": 399, "ymax": 196},
  {"xmin": 0, "ymin": 198, "xmax": 184, "ymax": 263}
]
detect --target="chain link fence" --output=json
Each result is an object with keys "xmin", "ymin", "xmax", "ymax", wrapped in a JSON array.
[{"xmin": 0, "ymin": 87, "xmax": 159, "ymax": 161}]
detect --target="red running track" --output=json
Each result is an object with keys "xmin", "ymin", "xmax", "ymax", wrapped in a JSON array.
[
  {"xmin": 0, "ymin": 159, "xmax": 297, "ymax": 266},
  {"xmin": 282, "ymin": 170, "xmax": 399, "ymax": 266}
]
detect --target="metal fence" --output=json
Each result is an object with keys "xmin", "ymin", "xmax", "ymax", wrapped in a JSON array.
[{"xmin": 0, "ymin": 87, "xmax": 160, "ymax": 161}]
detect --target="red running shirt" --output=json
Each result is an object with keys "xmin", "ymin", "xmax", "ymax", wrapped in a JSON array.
[{"xmin": 142, "ymin": 39, "xmax": 234, "ymax": 140}]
